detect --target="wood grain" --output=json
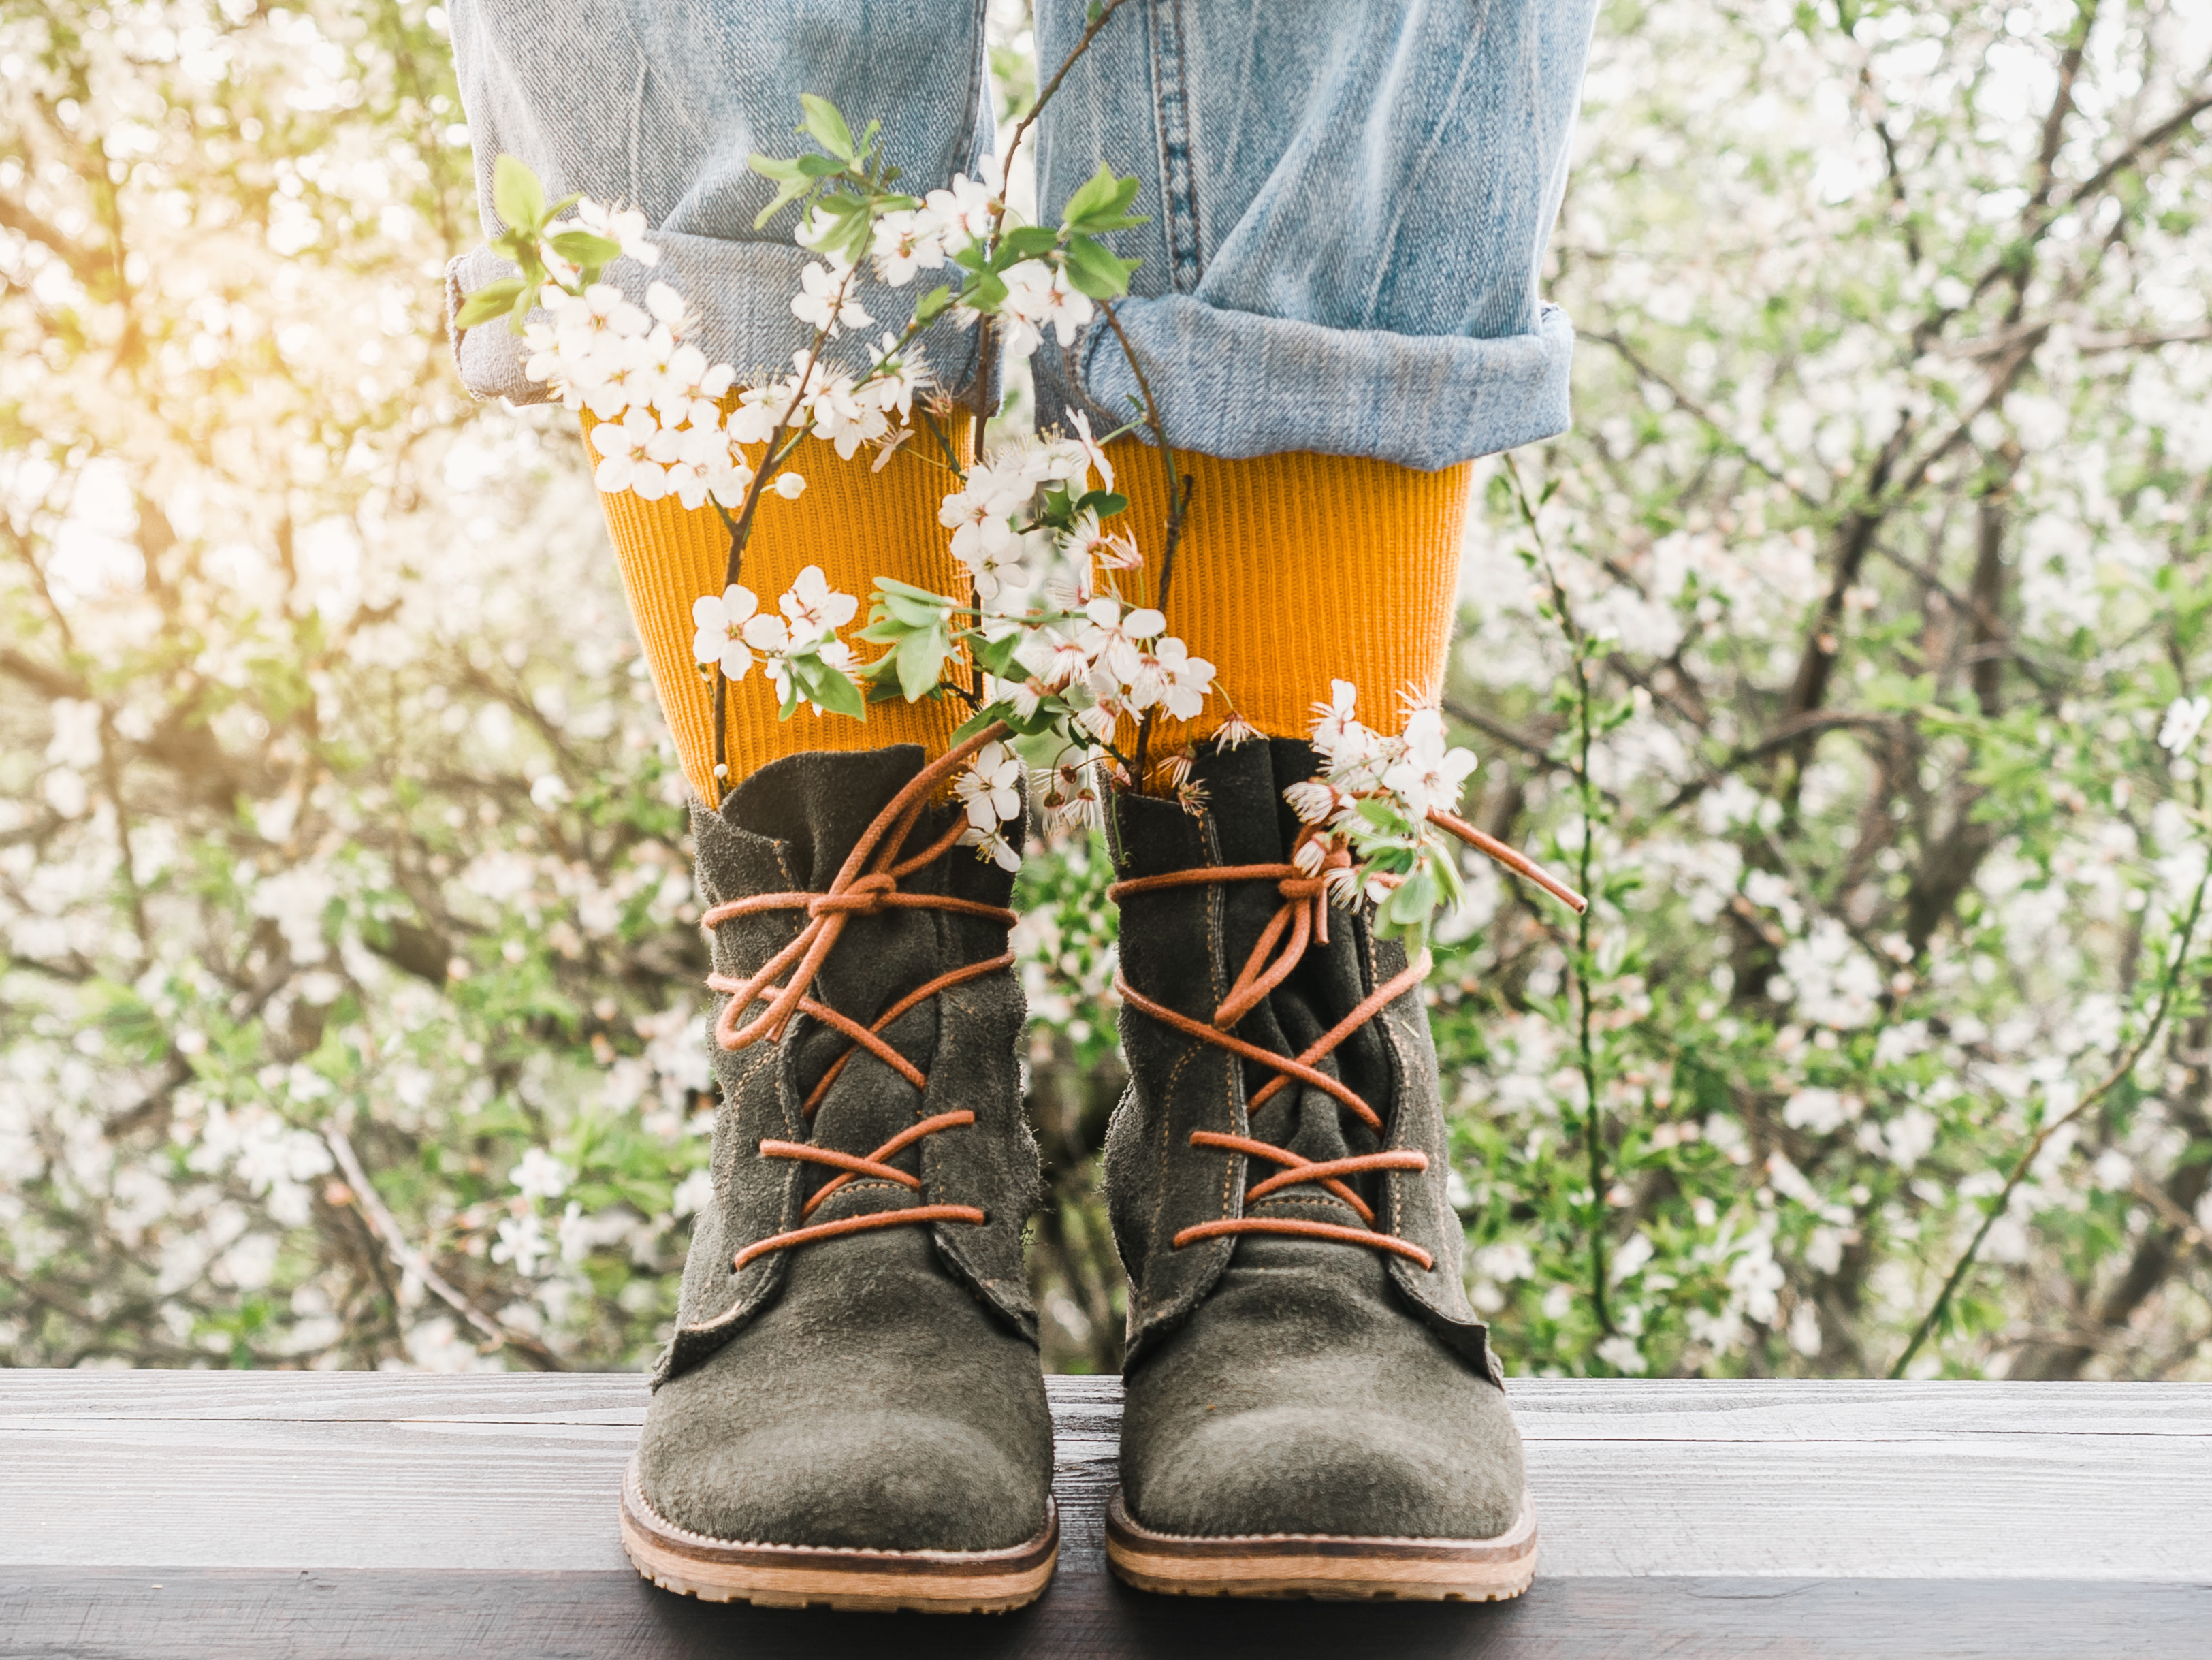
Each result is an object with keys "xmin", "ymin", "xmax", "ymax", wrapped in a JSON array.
[
  {"xmin": 3, "ymin": 1569, "xmax": 2207, "ymax": 1659},
  {"xmin": 2, "ymin": 1371, "xmax": 2208, "ymax": 1656}
]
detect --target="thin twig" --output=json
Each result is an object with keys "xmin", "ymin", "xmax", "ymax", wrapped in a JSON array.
[
  {"xmin": 1097, "ymin": 298, "xmax": 1190, "ymax": 788},
  {"xmin": 325, "ymin": 1123, "xmax": 566, "ymax": 1371},
  {"xmin": 1887, "ymin": 845, "xmax": 2212, "ymax": 1377},
  {"xmin": 963, "ymin": 0, "xmax": 1137, "ymax": 424}
]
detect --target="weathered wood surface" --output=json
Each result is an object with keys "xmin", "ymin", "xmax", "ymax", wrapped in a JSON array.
[{"xmin": 3, "ymin": 1372, "xmax": 2209, "ymax": 1657}]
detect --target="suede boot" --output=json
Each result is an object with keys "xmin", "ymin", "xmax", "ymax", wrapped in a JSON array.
[
  {"xmin": 1100, "ymin": 739, "xmax": 1535, "ymax": 1601},
  {"xmin": 620, "ymin": 741, "xmax": 1057, "ymax": 1613}
]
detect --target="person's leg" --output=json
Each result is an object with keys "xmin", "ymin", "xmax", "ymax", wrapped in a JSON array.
[
  {"xmin": 1035, "ymin": 0, "xmax": 1596, "ymax": 763},
  {"xmin": 446, "ymin": 0, "xmax": 996, "ymax": 795},
  {"xmin": 1030, "ymin": 0, "xmax": 1599, "ymax": 1599},
  {"xmin": 444, "ymin": 1, "xmax": 1056, "ymax": 1610}
]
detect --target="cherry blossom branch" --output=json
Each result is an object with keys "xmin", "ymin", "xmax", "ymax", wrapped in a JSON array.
[{"xmin": 705, "ymin": 261, "xmax": 872, "ymax": 795}]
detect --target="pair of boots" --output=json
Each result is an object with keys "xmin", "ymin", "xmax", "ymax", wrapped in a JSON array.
[{"xmin": 618, "ymin": 739, "xmax": 1533, "ymax": 1610}]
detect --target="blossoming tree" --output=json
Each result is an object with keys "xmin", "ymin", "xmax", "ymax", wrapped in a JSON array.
[{"xmin": 3, "ymin": 0, "xmax": 2211, "ymax": 1383}]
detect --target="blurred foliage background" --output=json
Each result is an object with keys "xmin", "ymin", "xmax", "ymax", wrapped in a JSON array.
[{"xmin": 4, "ymin": 0, "xmax": 2211, "ymax": 1379}]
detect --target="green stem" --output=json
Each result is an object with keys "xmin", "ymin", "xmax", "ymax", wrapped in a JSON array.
[
  {"xmin": 964, "ymin": 0, "xmax": 1137, "ymax": 426},
  {"xmin": 1100, "ymin": 298, "xmax": 1190, "ymax": 791},
  {"xmin": 1506, "ymin": 455, "xmax": 1613, "ymax": 1340}
]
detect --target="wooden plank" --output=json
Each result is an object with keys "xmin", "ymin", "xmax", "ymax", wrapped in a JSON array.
[
  {"xmin": 7, "ymin": 1369, "xmax": 2209, "ymax": 1438},
  {"xmin": 3, "ymin": 1569, "xmax": 2207, "ymax": 1659},
  {"xmin": 3, "ymin": 1374, "xmax": 2208, "ymax": 1582}
]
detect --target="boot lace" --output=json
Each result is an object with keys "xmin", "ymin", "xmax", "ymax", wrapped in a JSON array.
[
  {"xmin": 701, "ymin": 726, "xmax": 1016, "ymax": 1271},
  {"xmin": 1110, "ymin": 821, "xmax": 1569, "ymax": 1271}
]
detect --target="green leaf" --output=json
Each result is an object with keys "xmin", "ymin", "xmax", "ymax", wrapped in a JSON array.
[
  {"xmin": 876, "ymin": 576, "xmax": 956, "ymax": 606},
  {"xmin": 453, "ymin": 278, "xmax": 527, "ymax": 329},
  {"xmin": 859, "ymin": 584, "xmax": 948, "ymax": 638},
  {"xmin": 752, "ymin": 178, "xmax": 813, "ymax": 231},
  {"xmin": 973, "ymin": 632, "xmax": 1029, "ymax": 680},
  {"xmin": 896, "ymin": 625, "xmax": 954, "ymax": 701},
  {"xmin": 799, "ymin": 95, "xmax": 857, "ymax": 162},
  {"xmin": 750, "ymin": 153, "xmax": 807, "ymax": 181},
  {"xmin": 998, "ymin": 225, "xmax": 1062, "ymax": 261},
  {"xmin": 1062, "ymin": 234, "xmax": 1141, "ymax": 300},
  {"xmin": 914, "ymin": 284, "xmax": 955, "ymax": 324},
  {"xmin": 493, "ymin": 154, "xmax": 547, "ymax": 235},
  {"xmin": 787, "ymin": 653, "xmax": 867, "ymax": 720},
  {"xmin": 952, "ymin": 701, "xmax": 1019, "ymax": 745},
  {"xmin": 963, "ymin": 268, "xmax": 1009, "ymax": 312},
  {"xmin": 1355, "ymin": 796, "xmax": 1410, "ymax": 836},
  {"xmin": 1076, "ymin": 490, "xmax": 1127, "ymax": 519},
  {"xmin": 547, "ymin": 229, "xmax": 622, "ymax": 267},
  {"xmin": 1059, "ymin": 163, "xmax": 1147, "ymax": 234},
  {"xmin": 829, "ymin": 214, "xmax": 873, "ymax": 266},
  {"xmin": 1379, "ymin": 867, "xmax": 1439, "ymax": 935}
]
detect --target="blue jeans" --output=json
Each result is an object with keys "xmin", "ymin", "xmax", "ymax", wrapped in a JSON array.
[{"xmin": 445, "ymin": 0, "xmax": 1597, "ymax": 470}]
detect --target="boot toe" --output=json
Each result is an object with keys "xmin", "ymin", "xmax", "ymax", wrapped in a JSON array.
[
  {"xmin": 1129, "ymin": 1398, "xmax": 1526, "ymax": 1543},
  {"xmin": 641, "ymin": 1405, "xmax": 1044, "ymax": 1553}
]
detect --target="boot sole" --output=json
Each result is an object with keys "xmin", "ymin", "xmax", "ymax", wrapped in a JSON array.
[
  {"xmin": 620, "ymin": 1461, "xmax": 1058, "ymax": 1613},
  {"xmin": 1104, "ymin": 1485, "xmax": 1537, "ymax": 1602}
]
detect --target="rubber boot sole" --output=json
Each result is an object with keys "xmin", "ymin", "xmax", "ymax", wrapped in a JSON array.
[
  {"xmin": 1104, "ymin": 1486, "xmax": 1537, "ymax": 1601},
  {"xmin": 620, "ymin": 1462, "xmax": 1059, "ymax": 1613}
]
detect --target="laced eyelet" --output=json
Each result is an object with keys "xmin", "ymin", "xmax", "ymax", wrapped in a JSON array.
[
  {"xmin": 701, "ymin": 727, "xmax": 1014, "ymax": 1271},
  {"xmin": 1110, "ymin": 857, "xmax": 1437, "ymax": 1267}
]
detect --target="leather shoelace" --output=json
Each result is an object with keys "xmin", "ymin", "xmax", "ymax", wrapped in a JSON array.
[
  {"xmin": 702, "ymin": 726, "xmax": 1016, "ymax": 1272},
  {"xmin": 1110, "ymin": 820, "xmax": 1584, "ymax": 1272}
]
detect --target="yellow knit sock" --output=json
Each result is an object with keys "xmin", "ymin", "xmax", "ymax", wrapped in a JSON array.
[
  {"xmin": 1105, "ymin": 440, "xmax": 1470, "ymax": 761},
  {"xmin": 590, "ymin": 428, "xmax": 969, "ymax": 803}
]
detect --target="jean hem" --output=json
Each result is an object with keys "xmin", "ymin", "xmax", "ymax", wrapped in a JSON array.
[{"xmin": 1033, "ymin": 294, "xmax": 1575, "ymax": 472}]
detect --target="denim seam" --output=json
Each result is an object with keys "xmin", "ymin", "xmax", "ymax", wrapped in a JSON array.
[
  {"xmin": 626, "ymin": 54, "xmax": 646, "ymax": 204},
  {"xmin": 1145, "ymin": 0, "xmax": 1201, "ymax": 295},
  {"xmin": 959, "ymin": 0, "xmax": 991, "ymax": 176}
]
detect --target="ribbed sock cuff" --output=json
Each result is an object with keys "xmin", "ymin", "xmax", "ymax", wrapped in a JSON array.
[
  {"xmin": 1106, "ymin": 439, "xmax": 1469, "ymax": 760},
  {"xmin": 592, "ymin": 427, "xmax": 970, "ymax": 803}
]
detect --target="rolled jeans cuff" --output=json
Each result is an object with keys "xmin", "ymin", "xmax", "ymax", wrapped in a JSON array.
[
  {"xmin": 444, "ymin": 236, "xmax": 988, "ymax": 408},
  {"xmin": 1038, "ymin": 296, "xmax": 1575, "ymax": 474}
]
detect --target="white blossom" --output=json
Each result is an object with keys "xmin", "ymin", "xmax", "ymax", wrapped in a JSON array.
[
  {"xmin": 490, "ymin": 1213, "xmax": 555, "ymax": 1276},
  {"xmin": 1381, "ymin": 707, "xmax": 1479, "ymax": 819},
  {"xmin": 590, "ymin": 407, "xmax": 670, "ymax": 499},
  {"xmin": 778, "ymin": 565, "xmax": 859, "ymax": 647},
  {"xmin": 2158, "ymin": 695, "xmax": 2209, "ymax": 755},
  {"xmin": 956, "ymin": 741, "xmax": 1025, "ymax": 830},
  {"xmin": 509, "ymin": 1147, "xmax": 572, "ymax": 1201},
  {"xmin": 691, "ymin": 585, "xmax": 764, "ymax": 680},
  {"xmin": 790, "ymin": 260, "xmax": 872, "ymax": 336}
]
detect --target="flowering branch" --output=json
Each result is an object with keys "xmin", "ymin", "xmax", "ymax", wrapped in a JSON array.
[
  {"xmin": 447, "ymin": 11, "xmax": 1234, "ymax": 852},
  {"xmin": 1096, "ymin": 297, "xmax": 1195, "ymax": 791}
]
